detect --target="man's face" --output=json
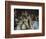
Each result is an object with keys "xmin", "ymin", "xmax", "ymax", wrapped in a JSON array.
[{"xmin": 21, "ymin": 11, "xmax": 29, "ymax": 19}]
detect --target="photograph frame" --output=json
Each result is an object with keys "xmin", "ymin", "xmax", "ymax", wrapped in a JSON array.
[{"xmin": 5, "ymin": 1, "xmax": 45, "ymax": 38}]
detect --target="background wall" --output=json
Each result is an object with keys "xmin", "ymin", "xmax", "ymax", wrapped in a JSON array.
[{"xmin": 0, "ymin": 0, "xmax": 46, "ymax": 39}]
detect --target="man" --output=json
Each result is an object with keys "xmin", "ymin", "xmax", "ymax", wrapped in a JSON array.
[{"xmin": 16, "ymin": 11, "xmax": 32, "ymax": 30}]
